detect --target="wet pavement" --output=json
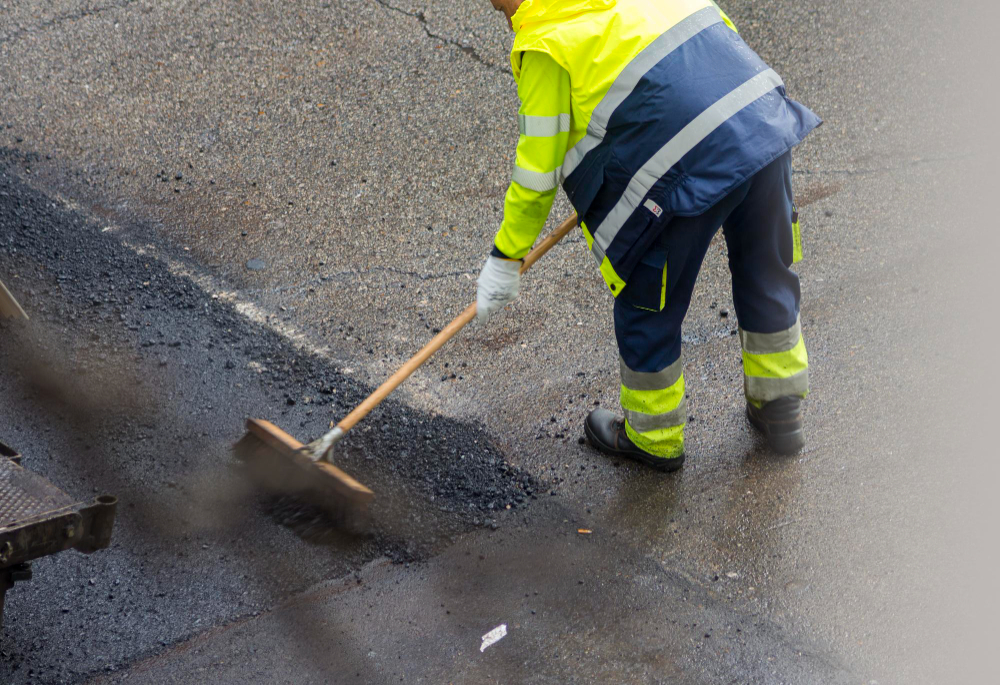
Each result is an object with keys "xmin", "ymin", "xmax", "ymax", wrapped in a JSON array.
[
  {"xmin": 0, "ymin": 160, "xmax": 538, "ymax": 681},
  {"xmin": 1, "ymin": 0, "xmax": 996, "ymax": 683}
]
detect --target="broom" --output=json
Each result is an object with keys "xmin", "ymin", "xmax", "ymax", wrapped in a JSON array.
[{"xmin": 233, "ymin": 214, "xmax": 578, "ymax": 529}]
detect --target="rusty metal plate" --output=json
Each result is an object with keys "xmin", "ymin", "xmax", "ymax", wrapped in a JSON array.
[{"xmin": 0, "ymin": 457, "xmax": 75, "ymax": 529}]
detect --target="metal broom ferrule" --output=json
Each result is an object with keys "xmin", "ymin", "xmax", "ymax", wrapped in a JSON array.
[{"xmin": 301, "ymin": 426, "xmax": 346, "ymax": 463}]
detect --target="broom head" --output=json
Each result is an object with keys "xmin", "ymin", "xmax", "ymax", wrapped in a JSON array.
[{"xmin": 234, "ymin": 419, "xmax": 374, "ymax": 531}]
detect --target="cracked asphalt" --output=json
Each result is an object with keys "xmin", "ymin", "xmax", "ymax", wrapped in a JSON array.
[{"xmin": 1, "ymin": 0, "xmax": 997, "ymax": 683}]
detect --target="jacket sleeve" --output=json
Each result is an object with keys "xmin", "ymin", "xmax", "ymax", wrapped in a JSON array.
[
  {"xmin": 709, "ymin": 1, "xmax": 739, "ymax": 31},
  {"xmin": 493, "ymin": 50, "xmax": 572, "ymax": 260}
]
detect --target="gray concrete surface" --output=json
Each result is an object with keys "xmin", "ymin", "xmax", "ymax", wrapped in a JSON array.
[{"xmin": 1, "ymin": 0, "xmax": 995, "ymax": 683}]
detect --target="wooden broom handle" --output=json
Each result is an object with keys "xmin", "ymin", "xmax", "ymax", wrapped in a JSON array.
[
  {"xmin": 336, "ymin": 213, "xmax": 578, "ymax": 434},
  {"xmin": 0, "ymin": 278, "xmax": 29, "ymax": 320}
]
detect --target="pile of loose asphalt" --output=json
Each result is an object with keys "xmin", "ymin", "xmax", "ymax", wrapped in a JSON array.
[{"xmin": 0, "ymin": 148, "xmax": 536, "ymax": 682}]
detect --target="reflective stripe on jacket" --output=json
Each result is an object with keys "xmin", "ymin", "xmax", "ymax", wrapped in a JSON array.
[{"xmin": 495, "ymin": 0, "xmax": 821, "ymax": 294}]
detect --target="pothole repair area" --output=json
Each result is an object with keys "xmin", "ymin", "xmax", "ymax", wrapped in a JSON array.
[{"xmin": 0, "ymin": 154, "xmax": 537, "ymax": 562}]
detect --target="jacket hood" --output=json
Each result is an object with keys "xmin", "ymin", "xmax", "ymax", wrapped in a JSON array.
[{"xmin": 511, "ymin": 0, "xmax": 617, "ymax": 32}]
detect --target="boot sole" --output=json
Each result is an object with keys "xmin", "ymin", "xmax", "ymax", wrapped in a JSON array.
[{"xmin": 583, "ymin": 420, "xmax": 684, "ymax": 473}]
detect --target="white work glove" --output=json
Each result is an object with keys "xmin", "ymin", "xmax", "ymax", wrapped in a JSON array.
[{"xmin": 476, "ymin": 255, "xmax": 521, "ymax": 326}]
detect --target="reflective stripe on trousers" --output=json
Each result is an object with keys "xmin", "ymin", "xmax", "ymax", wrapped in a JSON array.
[
  {"xmin": 620, "ymin": 356, "xmax": 686, "ymax": 459},
  {"xmin": 741, "ymin": 317, "xmax": 809, "ymax": 405},
  {"xmin": 613, "ymin": 152, "xmax": 805, "ymax": 455}
]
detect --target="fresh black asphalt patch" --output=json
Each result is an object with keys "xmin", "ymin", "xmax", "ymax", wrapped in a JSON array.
[{"xmin": 0, "ymin": 151, "xmax": 535, "ymax": 683}]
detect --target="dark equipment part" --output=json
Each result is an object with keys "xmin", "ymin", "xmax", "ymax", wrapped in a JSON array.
[
  {"xmin": 232, "ymin": 213, "xmax": 578, "ymax": 531},
  {"xmin": 0, "ymin": 445, "xmax": 117, "ymax": 627},
  {"xmin": 0, "ymin": 564, "xmax": 32, "ymax": 625},
  {"xmin": 0, "ymin": 440, "xmax": 20, "ymax": 466},
  {"xmin": 0, "ymin": 277, "xmax": 29, "ymax": 320}
]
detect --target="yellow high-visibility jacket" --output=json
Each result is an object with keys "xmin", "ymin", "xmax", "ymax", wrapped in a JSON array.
[{"xmin": 494, "ymin": 0, "xmax": 818, "ymax": 294}]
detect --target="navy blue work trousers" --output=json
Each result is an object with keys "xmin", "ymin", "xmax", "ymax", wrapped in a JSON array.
[{"xmin": 614, "ymin": 151, "xmax": 801, "ymax": 374}]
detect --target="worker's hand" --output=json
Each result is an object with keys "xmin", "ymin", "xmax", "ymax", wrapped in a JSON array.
[{"xmin": 476, "ymin": 255, "xmax": 521, "ymax": 326}]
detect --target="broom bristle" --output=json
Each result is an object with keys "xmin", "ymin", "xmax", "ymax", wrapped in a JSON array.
[{"xmin": 234, "ymin": 420, "xmax": 374, "ymax": 531}]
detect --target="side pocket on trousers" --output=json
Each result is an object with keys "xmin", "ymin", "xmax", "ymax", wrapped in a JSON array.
[
  {"xmin": 620, "ymin": 248, "xmax": 668, "ymax": 313},
  {"xmin": 791, "ymin": 205, "xmax": 803, "ymax": 264}
]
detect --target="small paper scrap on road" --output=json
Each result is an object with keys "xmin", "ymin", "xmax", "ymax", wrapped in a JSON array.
[
  {"xmin": 480, "ymin": 624, "xmax": 507, "ymax": 652},
  {"xmin": 578, "ymin": 529, "xmax": 592, "ymax": 534}
]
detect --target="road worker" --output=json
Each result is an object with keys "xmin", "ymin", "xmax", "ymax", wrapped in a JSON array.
[{"xmin": 476, "ymin": 0, "xmax": 820, "ymax": 469}]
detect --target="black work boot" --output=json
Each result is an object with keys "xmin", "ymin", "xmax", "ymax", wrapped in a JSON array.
[
  {"xmin": 584, "ymin": 408, "xmax": 685, "ymax": 472},
  {"xmin": 746, "ymin": 396, "xmax": 805, "ymax": 454}
]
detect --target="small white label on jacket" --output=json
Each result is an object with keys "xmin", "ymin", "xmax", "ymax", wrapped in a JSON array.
[{"xmin": 643, "ymin": 199, "xmax": 663, "ymax": 217}]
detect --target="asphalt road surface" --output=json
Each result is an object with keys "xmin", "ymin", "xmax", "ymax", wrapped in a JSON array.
[{"xmin": 1, "ymin": 1, "xmax": 997, "ymax": 683}]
